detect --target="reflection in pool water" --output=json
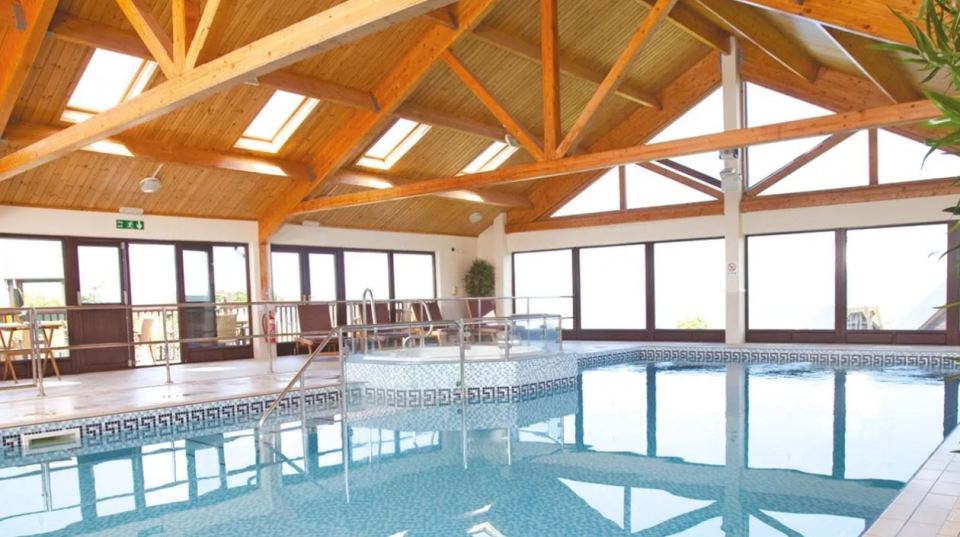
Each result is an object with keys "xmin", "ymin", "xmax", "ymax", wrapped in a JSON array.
[{"xmin": 1, "ymin": 362, "xmax": 956, "ymax": 536}]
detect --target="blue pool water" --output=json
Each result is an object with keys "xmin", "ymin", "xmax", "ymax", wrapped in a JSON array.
[{"xmin": 2, "ymin": 361, "xmax": 958, "ymax": 536}]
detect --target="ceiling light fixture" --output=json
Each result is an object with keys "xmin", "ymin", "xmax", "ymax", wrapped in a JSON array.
[
  {"xmin": 469, "ymin": 212, "xmax": 483, "ymax": 224},
  {"xmin": 139, "ymin": 164, "xmax": 163, "ymax": 194}
]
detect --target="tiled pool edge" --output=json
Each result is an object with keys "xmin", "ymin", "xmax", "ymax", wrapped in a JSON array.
[{"xmin": 865, "ymin": 424, "xmax": 960, "ymax": 536}]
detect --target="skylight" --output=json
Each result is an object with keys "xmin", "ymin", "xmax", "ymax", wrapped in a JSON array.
[
  {"xmin": 62, "ymin": 49, "xmax": 157, "ymax": 123},
  {"xmin": 357, "ymin": 118, "xmax": 431, "ymax": 170},
  {"xmin": 460, "ymin": 141, "xmax": 518, "ymax": 175},
  {"xmin": 234, "ymin": 90, "xmax": 319, "ymax": 153}
]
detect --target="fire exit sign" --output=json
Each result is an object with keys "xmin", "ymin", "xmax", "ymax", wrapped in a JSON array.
[{"xmin": 116, "ymin": 219, "xmax": 145, "ymax": 230}]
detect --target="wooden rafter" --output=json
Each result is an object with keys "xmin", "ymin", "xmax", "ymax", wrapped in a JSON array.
[
  {"xmin": 3, "ymin": 122, "xmax": 313, "ymax": 180},
  {"xmin": 741, "ymin": 178, "xmax": 960, "ymax": 212},
  {"xmin": 556, "ymin": 0, "xmax": 678, "ymax": 158},
  {"xmin": 510, "ymin": 50, "xmax": 722, "ymax": 227},
  {"xmin": 0, "ymin": 0, "xmax": 57, "ymax": 136},
  {"xmin": 823, "ymin": 27, "xmax": 921, "ymax": 104},
  {"xmin": 49, "ymin": 13, "xmax": 509, "ymax": 143},
  {"xmin": 540, "ymin": 0, "xmax": 560, "ymax": 158},
  {"xmin": 698, "ymin": 0, "xmax": 820, "ymax": 82},
  {"xmin": 508, "ymin": 201, "xmax": 724, "ymax": 232},
  {"xmin": 334, "ymin": 170, "xmax": 531, "ymax": 208},
  {"xmin": 732, "ymin": 0, "xmax": 920, "ymax": 45},
  {"xmin": 470, "ymin": 25, "xmax": 661, "ymax": 108},
  {"xmin": 1, "ymin": 0, "xmax": 26, "ymax": 30},
  {"xmin": 172, "ymin": 0, "xmax": 187, "ymax": 72},
  {"xmin": 638, "ymin": 162, "xmax": 723, "ymax": 199},
  {"xmin": 628, "ymin": 0, "xmax": 731, "ymax": 52},
  {"xmin": 657, "ymin": 159, "xmax": 721, "ymax": 188},
  {"xmin": 256, "ymin": 0, "xmax": 498, "ymax": 245},
  {"xmin": 425, "ymin": 6, "xmax": 457, "ymax": 29},
  {"xmin": 115, "ymin": 0, "xmax": 177, "ymax": 78},
  {"xmin": 289, "ymin": 98, "xmax": 940, "ymax": 214},
  {"xmin": 0, "ymin": 0, "xmax": 460, "ymax": 184},
  {"xmin": 441, "ymin": 50, "xmax": 545, "ymax": 160},
  {"xmin": 185, "ymin": 0, "xmax": 224, "ymax": 69},
  {"xmin": 746, "ymin": 132, "xmax": 854, "ymax": 197}
]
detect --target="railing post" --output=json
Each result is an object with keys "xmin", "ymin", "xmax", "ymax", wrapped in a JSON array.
[
  {"xmin": 32, "ymin": 308, "xmax": 44, "ymax": 397},
  {"xmin": 162, "ymin": 306, "xmax": 172, "ymax": 385}
]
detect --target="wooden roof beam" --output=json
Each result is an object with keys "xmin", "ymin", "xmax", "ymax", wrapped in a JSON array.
[
  {"xmin": 556, "ymin": 0, "xmax": 678, "ymax": 158},
  {"xmin": 470, "ymin": 25, "xmax": 661, "ymax": 108},
  {"xmin": 638, "ymin": 162, "xmax": 723, "ymax": 199},
  {"xmin": 3, "ymin": 121, "xmax": 313, "ymax": 179},
  {"xmin": 1, "ymin": 0, "xmax": 26, "ymax": 30},
  {"xmin": 822, "ymin": 27, "xmax": 922, "ymax": 104},
  {"xmin": 746, "ymin": 132, "xmax": 854, "ymax": 197},
  {"xmin": 48, "ymin": 13, "xmax": 508, "ymax": 142},
  {"xmin": 540, "ymin": 0, "xmax": 560, "ymax": 159},
  {"xmin": 184, "ymin": 0, "xmax": 225, "ymax": 69},
  {"xmin": 0, "ymin": 0, "xmax": 57, "ymax": 136},
  {"xmin": 629, "ymin": 0, "xmax": 731, "ymax": 52},
  {"xmin": 441, "ymin": 50, "xmax": 545, "ymax": 160},
  {"xmin": 288, "ymin": 98, "xmax": 941, "ymax": 214},
  {"xmin": 257, "ymin": 0, "xmax": 497, "ymax": 243},
  {"xmin": 697, "ymin": 0, "xmax": 821, "ymax": 82},
  {"xmin": 0, "ymin": 0, "xmax": 459, "ymax": 184},
  {"xmin": 425, "ymin": 6, "xmax": 457, "ymax": 29},
  {"xmin": 731, "ymin": 0, "xmax": 920, "ymax": 45},
  {"xmin": 114, "ymin": 0, "xmax": 177, "ymax": 78},
  {"xmin": 334, "ymin": 170, "xmax": 531, "ymax": 208}
]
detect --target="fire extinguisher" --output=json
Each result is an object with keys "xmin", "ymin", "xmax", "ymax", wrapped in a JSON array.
[{"xmin": 261, "ymin": 310, "xmax": 277, "ymax": 344}]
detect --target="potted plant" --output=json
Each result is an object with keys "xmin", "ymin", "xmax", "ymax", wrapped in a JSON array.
[{"xmin": 463, "ymin": 259, "xmax": 495, "ymax": 317}]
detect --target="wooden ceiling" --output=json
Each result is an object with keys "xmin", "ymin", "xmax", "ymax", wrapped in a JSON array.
[{"xmin": 0, "ymin": 0, "xmax": 933, "ymax": 237}]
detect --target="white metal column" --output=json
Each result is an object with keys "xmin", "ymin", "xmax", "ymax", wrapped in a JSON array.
[{"xmin": 721, "ymin": 37, "xmax": 745, "ymax": 344}]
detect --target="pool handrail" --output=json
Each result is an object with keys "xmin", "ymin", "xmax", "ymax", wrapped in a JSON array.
[{"xmin": 258, "ymin": 329, "xmax": 340, "ymax": 430}]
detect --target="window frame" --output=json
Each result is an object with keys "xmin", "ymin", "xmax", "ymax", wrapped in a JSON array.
[
  {"xmin": 356, "ymin": 118, "xmax": 432, "ymax": 170},
  {"xmin": 745, "ymin": 221, "xmax": 959, "ymax": 345},
  {"xmin": 62, "ymin": 49, "xmax": 158, "ymax": 123},
  {"xmin": 233, "ymin": 91, "xmax": 320, "ymax": 153}
]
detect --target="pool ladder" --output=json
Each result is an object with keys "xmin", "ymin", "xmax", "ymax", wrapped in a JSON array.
[{"xmin": 258, "ymin": 328, "xmax": 340, "ymax": 429}]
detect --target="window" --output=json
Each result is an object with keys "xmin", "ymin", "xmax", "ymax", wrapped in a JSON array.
[
  {"xmin": 878, "ymin": 130, "xmax": 960, "ymax": 183},
  {"xmin": 552, "ymin": 168, "xmax": 620, "ymax": 217},
  {"xmin": 748, "ymin": 232, "xmax": 835, "ymax": 330},
  {"xmin": 213, "ymin": 246, "xmax": 249, "ymax": 303},
  {"xmin": 357, "ymin": 118, "xmax": 431, "ymax": 170},
  {"xmin": 62, "ymin": 49, "xmax": 157, "ymax": 123},
  {"xmin": 271, "ymin": 251, "xmax": 303, "ymax": 302},
  {"xmin": 460, "ymin": 141, "xmax": 518, "ymax": 174},
  {"xmin": 128, "ymin": 244, "xmax": 177, "ymax": 305},
  {"xmin": 513, "ymin": 249, "xmax": 573, "ymax": 328},
  {"xmin": 0, "ymin": 238, "xmax": 65, "ymax": 309},
  {"xmin": 234, "ymin": 90, "xmax": 319, "ymax": 153},
  {"xmin": 654, "ymin": 239, "xmax": 724, "ymax": 329},
  {"xmin": 344, "ymin": 251, "xmax": 390, "ymax": 300},
  {"xmin": 846, "ymin": 224, "xmax": 946, "ymax": 330},
  {"xmin": 579, "ymin": 245, "xmax": 645, "ymax": 329},
  {"xmin": 393, "ymin": 253, "xmax": 435, "ymax": 299},
  {"xmin": 649, "ymin": 88, "xmax": 724, "ymax": 178},
  {"xmin": 77, "ymin": 245, "xmax": 123, "ymax": 304},
  {"xmin": 753, "ymin": 131, "xmax": 871, "ymax": 195},
  {"xmin": 624, "ymin": 164, "xmax": 715, "ymax": 208}
]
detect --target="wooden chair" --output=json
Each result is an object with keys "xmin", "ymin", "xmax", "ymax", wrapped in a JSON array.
[
  {"xmin": 411, "ymin": 301, "xmax": 452, "ymax": 345},
  {"xmin": 133, "ymin": 317, "xmax": 159, "ymax": 364},
  {"xmin": 216, "ymin": 314, "xmax": 238, "ymax": 346},
  {"xmin": 295, "ymin": 304, "xmax": 335, "ymax": 355}
]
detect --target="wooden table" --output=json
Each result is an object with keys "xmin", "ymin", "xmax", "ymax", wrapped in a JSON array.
[{"xmin": 0, "ymin": 321, "xmax": 63, "ymax": 382}]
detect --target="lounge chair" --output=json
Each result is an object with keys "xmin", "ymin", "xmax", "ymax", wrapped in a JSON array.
[{"xmin": 295, "ymin": 304, "xmax": 336, "ymax": 355}]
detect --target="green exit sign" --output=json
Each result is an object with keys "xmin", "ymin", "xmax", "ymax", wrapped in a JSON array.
[{"xmin": 116, "ymin": 219, "xmax": 145, "ymax": 231}]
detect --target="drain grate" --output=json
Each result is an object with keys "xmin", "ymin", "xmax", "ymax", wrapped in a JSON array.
[{"xmin": 22, "ymin": 428, "xmax": 81, "ymax": 455}]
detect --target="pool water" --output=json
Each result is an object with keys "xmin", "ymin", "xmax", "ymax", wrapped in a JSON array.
[{"xmin": 2, "ymin": 361, "xmax": 957, "ymax": 536}]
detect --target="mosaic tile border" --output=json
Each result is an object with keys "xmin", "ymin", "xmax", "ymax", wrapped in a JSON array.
[{"xmin": 355, "ymin": 376, "xmax": 578, "ymax": 408}]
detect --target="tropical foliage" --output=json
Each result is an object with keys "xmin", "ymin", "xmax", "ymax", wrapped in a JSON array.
[{"xmin": 464, "ymin": 259, "xmax": 495, "ymax": 297}]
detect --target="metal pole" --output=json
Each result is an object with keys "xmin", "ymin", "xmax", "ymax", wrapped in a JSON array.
[
  {"xmin": 339, "ymin": 329, "xmax": 350, "ymax": 502},
  {"xmin": 162, "ymin": 306, "xmax": 172, "ymax": 385},
  {"xmin": 32, "ymin": 308, "xmax": 44, "ymax": 397},
  {"xmin": 459, "ymin": 320, "xmax": 468, "ymax": 470}
]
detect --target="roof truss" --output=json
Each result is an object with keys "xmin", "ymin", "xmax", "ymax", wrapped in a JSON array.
[{"xmin": 0, "ymin": 0, "xmax": 57, "ymax": 135}]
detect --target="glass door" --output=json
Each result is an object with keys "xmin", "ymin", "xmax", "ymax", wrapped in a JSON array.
[
  {"xmin": 270, "ymin": 247, "xmax": 342, "ymax": 355},
  {"xmin": 128, "ymin": 243, "xmax": 179, "ymax": 366},
  {"xmin": 177, "ymin": 245, "xmax": 252, "ymax": 362},
  {"xmin": 66, "ymin": 240, "xmax": 132, "ymax": 372}
]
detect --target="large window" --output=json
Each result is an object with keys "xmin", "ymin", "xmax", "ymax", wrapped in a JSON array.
[
  {"xmin": 344, "ymin": 251, "xmax": 390, "ymax": 300},
  {"xmin": 513, "ymin": 249, "xmax": 573, "ymax": 327},
  {"xmin": 393, "ymin": 253, "xmax": 435, "ymax": 300},
  {"xmin": 654, "ymin": 239, "xmax": 725, "ymax": 329},
  {"xmin": 552, "ymin": 168, "xmax": 620, "ymax": 217},
  {"xmin": 579, "ymin": 245, "xmax": 645, "ymax": 329},
  {"xmin": 846, "ymin": 225, "xmax": 946, "ymax": 330},
  {"xmin": 748, "ymin": 232, "xmax": 835, "ymax": 330},
  {"xmin": 0, "ymin": 238, "xmax": 65, "ymax": 309},
  {"xmin": 63, "ymin": 49, "xmax": 157, "ymax": 123}
]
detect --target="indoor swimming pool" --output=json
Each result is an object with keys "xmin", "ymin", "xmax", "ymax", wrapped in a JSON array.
[{"xmin": 1, "ymin": 359, "xmax": 957, "ymax": 536}]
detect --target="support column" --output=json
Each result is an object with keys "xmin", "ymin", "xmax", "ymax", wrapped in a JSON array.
[{"xmin": 721, "ymin": 37, "xmax": 745, "ymax": 344}]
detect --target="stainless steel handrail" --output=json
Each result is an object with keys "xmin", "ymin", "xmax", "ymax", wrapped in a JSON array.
[{"xmin": 258, "ymin": 330, "xmax": 339, "ymax": 429}]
